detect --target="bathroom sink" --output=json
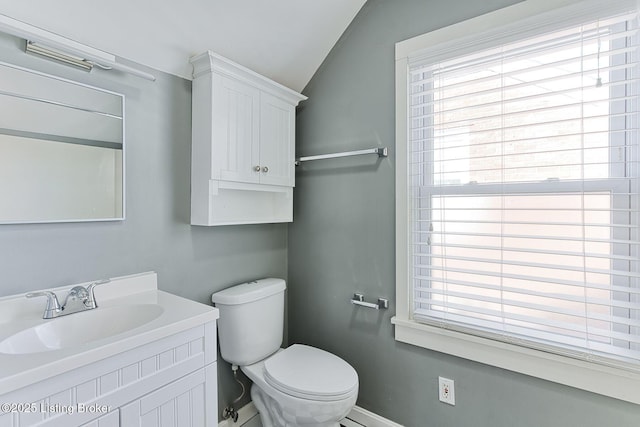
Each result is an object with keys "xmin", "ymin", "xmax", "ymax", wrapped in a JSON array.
[{"xmin": 0, "ymin": 304, "xmax": 164, "ymax": 355}]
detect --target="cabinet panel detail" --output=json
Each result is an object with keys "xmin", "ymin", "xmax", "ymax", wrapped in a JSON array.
[
  {"xmin": 120, "ymin": 367, "xmax": 215, "ymax": 427},
  {"xmin": 79, "ymin": 410, "xmax": 119, "ymax": 427},
  {"xmin": 213, "ymin": 75, "xmax": 260, "ymax": 184},
  {"xmin": 259, "ymin": 93, "xmax": 294, "ymax": 187}
]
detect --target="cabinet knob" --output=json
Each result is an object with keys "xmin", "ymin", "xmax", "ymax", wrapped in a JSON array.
[
  {"xmin": 262, "ymin": 166, "xmax": 269, "ymax": 173},
  {"xmin": 254, "ymin": 165, "xmax": 261, "ymax": 172}
]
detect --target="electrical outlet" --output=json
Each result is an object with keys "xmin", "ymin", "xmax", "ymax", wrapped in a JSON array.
[{"xmin": 438, "ymin": 376, "xmax": 455, "ymax": 405}]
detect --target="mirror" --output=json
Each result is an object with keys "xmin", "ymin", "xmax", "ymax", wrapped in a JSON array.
[{"xmin": 0, "ymin": 62, "xmax": 124, "ymax": 223}]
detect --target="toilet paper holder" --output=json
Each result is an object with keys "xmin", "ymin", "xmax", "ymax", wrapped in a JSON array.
[{"xmin": 350, "ymin": 293, "xmax": 389, "ymax": 310}]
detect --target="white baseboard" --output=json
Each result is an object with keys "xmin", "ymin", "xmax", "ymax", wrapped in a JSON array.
[
  {"xmin": 345, "ymin": 406, "xmax": 404, "ymax": 427},
  {"xmin": 217, "ymin": 402, "xmax": 404, "ymax": 427}
]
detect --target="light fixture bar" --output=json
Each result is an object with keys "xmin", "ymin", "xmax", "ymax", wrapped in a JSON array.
[
  {"xmin": 0, "ymin": 13, "xmax": 155, "ymax": 81},
  {"xmin": 0, "ymin": 14, "xmax": 115, "ymax": 62},
  {"xmin": 26, "ymin": 41, "xmax": 93, "ymax": 71}
]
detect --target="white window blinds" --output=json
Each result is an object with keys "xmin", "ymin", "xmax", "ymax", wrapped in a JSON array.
[{"xmin": 408, "ymin": 6, "xmax": 640, "ymax": 366}]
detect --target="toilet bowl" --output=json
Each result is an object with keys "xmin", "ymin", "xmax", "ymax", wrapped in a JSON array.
[
  {"xmin": 242, "ymin": 345, "xmax": 358, "ymax": 427},
  {"xmin": 211, "ymin": 279, "xmax": 359, "ymax": 427}
]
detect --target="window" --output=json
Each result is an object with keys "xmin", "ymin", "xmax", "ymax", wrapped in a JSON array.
[{"xmin": 394, "ymin": 0, "xmax": 640, "ymax": 404}]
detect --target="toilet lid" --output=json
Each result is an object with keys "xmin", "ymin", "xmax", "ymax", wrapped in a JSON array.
[{"xmin": 263, "ymin": 344, "xmax": 358, "ymax": 401}]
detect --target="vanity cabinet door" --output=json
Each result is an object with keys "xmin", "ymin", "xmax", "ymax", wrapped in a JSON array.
[
  {"xmin": 212, "ymin": 74, "xmax": 260, "ymax": 185},
  {"xmin": 259, "ymin": 92, "xmax": 295, "ymax": 187},
  {"xmin": 79, "ymin": 410, "xmax": 119, "ymax": 427},
  {"xmin": 120, "ymin": 365, "xmax": 216, "ymax": 427}
]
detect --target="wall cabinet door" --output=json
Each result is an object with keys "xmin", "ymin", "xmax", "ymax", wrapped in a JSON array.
[
  {"xmin": 213, "ymin": 74, "xmax": 260, "ymax": 185},
  {"xmin": 212, "ymin": 76, "xmax": 294, "ymax": 187},
  {"xmin": 259, "ymin": 92, "xmax": 295, "ymax": 187}
]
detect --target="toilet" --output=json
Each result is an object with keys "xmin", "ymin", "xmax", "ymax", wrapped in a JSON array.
[{"xmin": 211, "ymin": 278, "xmax": 358, "ymax": 427}]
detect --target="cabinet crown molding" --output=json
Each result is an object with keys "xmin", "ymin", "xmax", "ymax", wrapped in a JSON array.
[{"xmin": 190, "ymin": 50, "xmax": 307, "ymax": 106}]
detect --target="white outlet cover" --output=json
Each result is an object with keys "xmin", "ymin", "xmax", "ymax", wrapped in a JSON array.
[{"xmin": 438, "ymin": 376, "xmax": 456, "ymax": 405}]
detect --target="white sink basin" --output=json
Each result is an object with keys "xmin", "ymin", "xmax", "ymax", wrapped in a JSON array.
[{"xmin": 0, "ymin": 304, "xmax": 164, "ymax": 355}]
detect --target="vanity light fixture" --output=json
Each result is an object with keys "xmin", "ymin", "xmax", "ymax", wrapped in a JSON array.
[
  {"xmin": 0, "ymin": 13, "xmax": 156, "ymax": 81},
  {"xmin": 26, "ymin": 41, "xmax": 94, "ymax": 71}
]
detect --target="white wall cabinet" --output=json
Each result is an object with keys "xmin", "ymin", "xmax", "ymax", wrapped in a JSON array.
[
  {"xmin": 190, "ymin": 51, "xmax": 306, "ymax": 226},
  {"xmin": 0, "ymin": 323, "xmax": 217, "ymax": 427}
]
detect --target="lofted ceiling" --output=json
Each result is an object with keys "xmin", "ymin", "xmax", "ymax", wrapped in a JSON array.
[{"xmin": 0, "ymin": 0, "xmax": 366, "ymax": 92}]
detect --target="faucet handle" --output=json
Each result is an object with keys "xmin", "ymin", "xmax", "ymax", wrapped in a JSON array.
[
  {"xmin": 26, "ymin": 291, "xmax": 61, "ymax": 319},
  {"xmin": 85, "ymin": 279, "xmax": 110, "ymax": 308}
]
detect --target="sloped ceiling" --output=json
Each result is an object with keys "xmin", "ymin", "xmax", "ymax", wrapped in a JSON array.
[{"xmin": 0, "ymin": 0, "xmax": 366, "ymax": 91}]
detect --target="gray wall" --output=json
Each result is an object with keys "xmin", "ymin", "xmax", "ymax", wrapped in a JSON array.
[
  {"xmin": 289, "ymin": 1, "xmax": 640, "ymax": 426},
  {"xmin": 0, "ymin": 33, "xmax": 282, "ymax": 417}
]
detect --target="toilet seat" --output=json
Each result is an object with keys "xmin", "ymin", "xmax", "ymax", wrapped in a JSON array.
[{"xmin": 263, "ymin": 344, "xmax": 358, "ymax": 402}]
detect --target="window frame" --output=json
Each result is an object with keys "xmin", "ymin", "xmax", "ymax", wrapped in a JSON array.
[{"xmin": 393, "ymin": 0, "xmax": 640, "ymax": 404}]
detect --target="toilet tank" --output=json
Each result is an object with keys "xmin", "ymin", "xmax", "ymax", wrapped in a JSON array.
[{"xmin": 211, "ymin": 278, "xmax": 285, "ymax": 366}]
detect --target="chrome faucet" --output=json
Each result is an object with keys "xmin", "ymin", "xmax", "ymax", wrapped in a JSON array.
[{"xmin": 26, "ymin": 279, "xmax": 110, "ymax": 319}]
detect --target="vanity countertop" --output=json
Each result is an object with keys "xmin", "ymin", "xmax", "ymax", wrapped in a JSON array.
[{"xmin": 0, "ymin": 272, "xmax": 219, "ymax": 395}]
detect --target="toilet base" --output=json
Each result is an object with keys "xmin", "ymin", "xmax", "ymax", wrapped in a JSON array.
[{"xmin": 251, "ymin": 384, "xmax": 344, "ymax": 427}]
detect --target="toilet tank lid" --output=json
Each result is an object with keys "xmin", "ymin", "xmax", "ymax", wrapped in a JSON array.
[{"xmin": 211, "ymin": 278, "xmax": 285, "ymax": 305}]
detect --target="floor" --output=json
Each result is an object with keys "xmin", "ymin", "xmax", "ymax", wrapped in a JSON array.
[
  {"xmin": 243, "ymin": 414, "xmax": 261, "ymax": 427},
  {"xmin": 243, "ymin": 415, "xmax": 354, "ymax": 427}
]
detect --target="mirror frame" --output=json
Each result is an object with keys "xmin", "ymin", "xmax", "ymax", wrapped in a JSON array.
[{"xmin": 0, "ymin": 61, "xmax": 125, "ymax": 224}]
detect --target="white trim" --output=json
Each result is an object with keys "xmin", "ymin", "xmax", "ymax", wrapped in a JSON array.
[
  {"xmin": 392, "ymin": 318, "xmax": 640, "ymax": 405},
  {"xmin": 394, "ymin": 0, "xmax": 640, "ymax": 405},
  {"xmin": 396, "ymin": 0, "xmax": 634, "ymax": 61},
  {"xmin": 217, "ymin": 402, "xmax": 259, "ymax": 427},
  {"xmin": 217, "ymin": 403, "xmax": 404, "ymax": 427},
  {"xmin": 345, "ymin": 406, "xmax": 405, "ymax": 427},
  {"xmin": 395, "ymin": 55, "xmax": 410, "ymax": 322},
  {"xmin": 395, "ymin": 0, "xmax": 576, "ymax": 58}
]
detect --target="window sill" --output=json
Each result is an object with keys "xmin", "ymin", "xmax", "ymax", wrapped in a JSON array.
[{"xmin": 391, "ymin": 316, "xmax": 640, "ymax": 405}]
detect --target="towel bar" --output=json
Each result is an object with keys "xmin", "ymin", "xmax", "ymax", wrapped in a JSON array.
[
  {"xmin": 350, "ymin": 293, "xmax": 389, "ymax": 310},
  {"xmin": 295, "ymin": 147, "xmax": 388, "ymax": 166}
]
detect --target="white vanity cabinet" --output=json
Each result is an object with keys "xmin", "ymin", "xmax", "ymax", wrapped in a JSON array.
[
  {"xmin": 190, "ymin": 51, "xmax": 307, "ymax": 226},
  {"xmin": 0, "ymin": 323, "xmax": 217, "ymax": 427},
  {"xmin": 0, "ymin": 272, "xmax": 219, "ymax": 427}
]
